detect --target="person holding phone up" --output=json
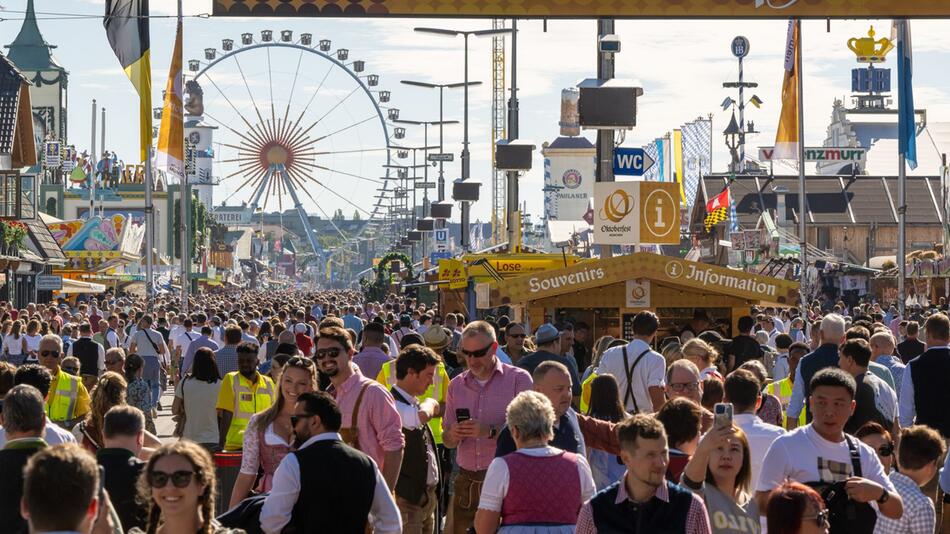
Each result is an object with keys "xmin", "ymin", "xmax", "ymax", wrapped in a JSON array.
[{"xmin": 443, "ymin": 321, "xmax": 532, "ymax": 534}]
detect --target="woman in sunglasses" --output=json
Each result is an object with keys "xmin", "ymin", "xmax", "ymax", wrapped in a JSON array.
[
  {"xmin": 132, "ymin": 441, "xmax": 239, "ymax": 534},
  {"xmin": 854, "ymin": 422, "xmax": 894, "ymax": 474},
  {"xmin": 765, "ymin": 481, "xmax": 829, "ymax": 534},
  {"xmin": 228, "ymin": 355, "xmax": 317, "ymax": 509}
]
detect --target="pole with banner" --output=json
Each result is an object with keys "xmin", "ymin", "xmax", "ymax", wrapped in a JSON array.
[{"xmin": 894, "ymin": 19, "xmax": 916, "ymax": 316}]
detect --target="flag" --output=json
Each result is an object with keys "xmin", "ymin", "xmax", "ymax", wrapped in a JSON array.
[
  {"xmin": 704, "ymin": 188, "xmax": 730, "ymax": 231},
  {"xmin": 673, "ymin": 129, "xmax": 685, "ymax": 202},
  {"xmin": 104, "ymin": 0, "xmax": 152, "ymax": 162},
  {"xmin": 773, "ymin": 20, "xmax": 800, "ymax": 160},
  {"xmin": 157, "ymin": 20, "xmax": 184, "ymax": 180},
  {"xmin": 893, "ymin": 19, "xmax": 917, "ymax": 170},
  {"xmin": 681, "ymin": 118, "xmax": 713, "ymax": 207}
]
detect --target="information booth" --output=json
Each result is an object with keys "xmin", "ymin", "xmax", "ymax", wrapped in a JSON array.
[{"xmin": 488, "ymin": 252, "xmax": 800, "ymax": 342}]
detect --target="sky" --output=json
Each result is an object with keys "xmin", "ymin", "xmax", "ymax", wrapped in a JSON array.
[{"xmin": 6, "ymin": 1, "xmax": 950, "ymax": 228}]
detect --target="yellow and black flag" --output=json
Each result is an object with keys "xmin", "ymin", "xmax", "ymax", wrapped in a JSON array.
[{"xmin": 104, "ymin": 0, "xmax": 152, "ymax": 162}]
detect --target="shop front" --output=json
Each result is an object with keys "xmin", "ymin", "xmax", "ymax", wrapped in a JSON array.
[{"xmin": 489, "ymin": 252, "xmax": 800, "ymax": 343}]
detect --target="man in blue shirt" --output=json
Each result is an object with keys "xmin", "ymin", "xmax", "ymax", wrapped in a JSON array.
[{"xmin": 342, "ymin": 306, "xmax": 364, "ymax": 337}]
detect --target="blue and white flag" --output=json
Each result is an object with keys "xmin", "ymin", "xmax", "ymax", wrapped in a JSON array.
[{"xmin": 893, "ymin": 19, "xmax": 917, "ymax": 170}]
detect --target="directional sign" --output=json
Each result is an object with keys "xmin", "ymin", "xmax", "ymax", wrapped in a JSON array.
[
  {"xmin": 434, "ymin": 228, "xmax": 449, "ymax": 252},
  {"xmin": 428, "ymin": 153, "xmax": 454, "ymax": 162},
  {"xmin": 430, "ymin": 251, "xmax": 452, "ymax": 263},
  {"xmin": 612, "ymin": 147, "xmax": 655, "ymax": 177},
  {"xmin": 36, "ymin": 274, "xmax": 63, "ymax": 291}
]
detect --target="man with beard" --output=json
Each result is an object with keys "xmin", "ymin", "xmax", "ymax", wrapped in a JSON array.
[
  {"xmin": 575, "ymin": 414, "xmax": 712, "ymax": 533},
  {"xmin": 316, "ymin": 325, "xmax": 404, "ymax": 490},
  {"xmin": 216, "ymin": 342, "xmax": 277, "ymax": 451},
  {"xmin": 260, "ymin": 391, "xmax": 402, "ymax": 534}
]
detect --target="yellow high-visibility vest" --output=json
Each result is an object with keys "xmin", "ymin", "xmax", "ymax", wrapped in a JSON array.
[
  {"xmin": 579, "ymin": 370, "xmax": 598, "ymax": 415},
  {"xmin": 766, "ymin": 377, "xmax": 805, "ymax": 427},
  {"xmin": 225, "ymin": 372, "xmax": 276, "ymax": 451},
  {"xmin": 47, "ymin": 369, "xmax": 88, "ymax": 424},
  {"xmin": 377, "ymin": 360, "xmax": 448, "ymax": 444}
]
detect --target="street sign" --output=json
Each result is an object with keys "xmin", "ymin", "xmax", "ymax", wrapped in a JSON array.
[
  {"xmin": 612, "ymin": 147, "xmax": 655, "ymax": 177},
  {"xmin": 430, "ymin": 251, "xmax": 452, "ymax": 263},
  {"xmin": 438, "ymin": 259, "xmax": 467, "ymax": 290},
  {"xmin": 758, "ymin": 146, "xmax": 866, "ymax": 163},
  {"xmin": 428, "ymin": 153, "xmax": 454, "ymax": 162},
  {"xmin": 35, "ymin": 274, "xmax": 63, "ymax": 291},
  {"xmin": 731, "ymin": 36, "xmax": 750, "ymax": 58},
  {"xmin": 417, "ymin": 183, "xmax": 437, "ymax": 189},
  {"xmin": 434, "ymin": 228, "xmax": 448, "ymax": 251}
]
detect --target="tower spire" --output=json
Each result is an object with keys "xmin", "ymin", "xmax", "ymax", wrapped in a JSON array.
[{"xmin": 5, "ymin": 0, "xmax": 64, "ymax": 73}]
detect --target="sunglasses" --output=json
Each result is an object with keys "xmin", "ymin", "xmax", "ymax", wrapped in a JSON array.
[
  {"xmin": 62, "ymin": 366, "xmax": 80, "ymax": 374},
  {"xmin": 802, "ymin": 509, "xmax": 829, "ymax": 529},
  {"xmin": 148, "ymin": 470, "xmax": 195, "ymax": 489},
  {"xmin": 314, "ymin": 348, "xmax": 341, "ymax": 360},
  {"xmin": 40, "ymin": 350, "xmax": 59, "ymax": 358},
  {"xmin": 290, "ymin": 413, "xmax": 314, "ymax": 427},
  {"xmin": 459, "ymin": 342, "xmax": 494, "ymax": 358},
  {"xmin": 878, "ymin": 442, "xmax": 895, "ymax": 457}
]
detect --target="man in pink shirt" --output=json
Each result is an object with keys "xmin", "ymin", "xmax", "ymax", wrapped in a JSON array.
[
  {"xmin": 316, "ymin": 325, "xmax": 405, "ymax": 490},
  {"xmin": 442, "ymin": 320, "xmax": 532, "ymax": 534}
]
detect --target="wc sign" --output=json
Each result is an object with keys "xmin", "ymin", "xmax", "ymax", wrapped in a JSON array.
[{"xmin": 612, "ymin": 147, "xmax": 656, "ymax": 177}]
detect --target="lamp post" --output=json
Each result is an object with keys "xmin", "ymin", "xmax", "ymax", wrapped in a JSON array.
[
  {"xmin": 414, "ymin": 26, "xmax": 513, "ymax": 251},
  {"xmin": 723, "ymin": 112, "xmax": 742, "ymax": 174},
  {"xmin": 400, "ymin": 80, "xmax": 478, "ymax": 213}
]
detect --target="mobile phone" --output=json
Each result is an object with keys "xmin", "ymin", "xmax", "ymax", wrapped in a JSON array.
[
  {"xmin": 456, "ymin": 408, "xmax": 471, "ymax": 423},
  {"xmin": 714, "ymin": 403, "xmax": 733, "ymax": 430}
]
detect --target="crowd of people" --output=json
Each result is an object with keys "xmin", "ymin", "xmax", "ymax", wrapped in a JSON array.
[{"xmin": 0, "ymin": 290, "xmax": 949, "ymax": 534}]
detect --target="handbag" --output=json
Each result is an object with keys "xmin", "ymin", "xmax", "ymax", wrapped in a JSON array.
[
  {"xmin": 806, "ymin": 436, "xmax": 877, "ymax": 533},
  {"xmin": 172, "ymin": 377, "xmax": 187, "ymax": 438}
]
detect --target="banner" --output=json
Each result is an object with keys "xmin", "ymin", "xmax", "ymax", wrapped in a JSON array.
[
  {"xmin": 104, "ymin": 0, "xmax": 152, "ymax": 162},
  {"xmin": 893, "ymin": 19, "xmax": 917, "ymax": 169},
  {"xmin": 214, "ymin": 0, "xmax": 950, "ymax": 19},
  {"xmin": 773, "ymin": 20, "xmax": 800, "ymax": 161},
  {"xmin": 681, "ymin": 119, "xmax": 712, "ymax": 207},
  {"xmin": 672, "ymin": 129, "xmax": 685, "ymax": 202},
  {"xmin": 157, "ymin": 21, "xmax": 185, "ymax": 180}
]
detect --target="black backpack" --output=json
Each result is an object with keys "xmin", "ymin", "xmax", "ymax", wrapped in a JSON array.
[{"xmin": 806, "ymin": 436, "xmax": 877, "ymax": 534}]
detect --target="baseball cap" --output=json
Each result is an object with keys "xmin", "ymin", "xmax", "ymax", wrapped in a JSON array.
[{"xmin": 534, "ymin": 323, "xmax": 560, "ymax": 345}]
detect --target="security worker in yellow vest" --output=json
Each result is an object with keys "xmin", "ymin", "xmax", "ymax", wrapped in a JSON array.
[
  {"xmin": 579, "ymin": 370, "xmax": 597, "ymax": 415},
  {"xmin": 39, "ymin": 334, "xmax": 91, "ymax": 428},
  {"xmin": 216, "ymin": 342, "xmax": 277, "ymax": 451},
  {"xmin": 766, "ymin": 342, "xmax": 809, "ymax": 428}
]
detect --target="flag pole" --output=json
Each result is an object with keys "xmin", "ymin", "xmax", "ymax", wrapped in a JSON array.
[
  {"xmin": 177, "ymin": 0, "xmax": 189, "ymax": 313},
  {"xmin": 795, "ymin": 18, "xmax": 807, "ymax": 307},
  {"xmin": 898, "ymin": 154, "xmax": 906, "ymax": 315}
]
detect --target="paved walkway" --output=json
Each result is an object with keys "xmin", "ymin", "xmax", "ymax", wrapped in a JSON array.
[{"xmin": 154, "ymin": 385, "xmax": 181, "ymax": 443}]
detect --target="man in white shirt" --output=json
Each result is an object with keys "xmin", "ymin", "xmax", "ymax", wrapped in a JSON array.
[
  {"xmin": 755, "ymin": 368, "xmax": 903, "ymax": 522},
  {"xmin": 724, "ymin": 369, "xmax": 784, "ymax": 487},
  {"xmin": 390, "ymin": 345, "xmax": 441, "ymax": 534},
  {"xmin": 260, "ymin": 391, "xmax": 401, "ymax": 534},
  {"xmin": 597, "ymin": 311, "xmax": 666, "ymax": 414}
]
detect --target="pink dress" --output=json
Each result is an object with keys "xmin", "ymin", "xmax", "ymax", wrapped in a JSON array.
[{"xmin": 240, "ymin": 414, "xmax": 292, "ymax": 493}]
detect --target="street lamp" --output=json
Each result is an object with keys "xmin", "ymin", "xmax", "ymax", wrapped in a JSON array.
[
  {"xmin": 400, "ymin": 79, "xmax": 480, "ymax": 208},
  {"xmin": 413, "ymin": 26, "xmax": 513, "ymax": 251},
  {"xmin": 723, "ymin": 111, "xmax": 741, "ymax": 174}
]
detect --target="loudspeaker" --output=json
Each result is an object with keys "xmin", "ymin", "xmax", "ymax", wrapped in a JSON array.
[
  {"xmin": 407, "ymin": 231, "xmax": 422, "ymax": 242},
  {"xmin": 577, "ymin": 79, "xmax": 643, "ymax": 129},
  {"xmin": 495, "ymin": 140, "xmax": 535, "ymax": 171},
  {"xmin": 417, "ymin": 218, "xmax": 435, "ymax": 231},
  {"xmin": 453, "ymin": 181, "xmax": 480, "ymax": 202},
  {"xmin": 430, "ymin": 202, "xmax": 453, "ymax": 219}
]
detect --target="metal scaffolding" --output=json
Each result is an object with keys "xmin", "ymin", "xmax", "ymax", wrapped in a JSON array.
[{"xmin": 490, "ymin": 19, "xmax": 507, "ymax": 245}]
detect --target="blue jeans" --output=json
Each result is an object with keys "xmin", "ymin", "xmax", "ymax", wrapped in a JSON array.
[{"xmin": 146, "ymin": 378, "xmax": 162, "ymax": 408}]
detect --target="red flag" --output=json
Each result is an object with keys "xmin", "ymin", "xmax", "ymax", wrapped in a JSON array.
[{"xmin": 706, "ymin": 189, "xmax": 730, "ymax": 213}]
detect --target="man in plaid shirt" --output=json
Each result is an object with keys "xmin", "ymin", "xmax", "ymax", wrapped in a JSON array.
[{"xmin": 875, "ymin": 425, "xmax": 945, "ymax": 534}]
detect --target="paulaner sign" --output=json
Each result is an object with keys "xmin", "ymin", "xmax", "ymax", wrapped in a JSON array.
[{"xmin": 758, "ymin": 146, "xmax": 866, "ymax": 163}]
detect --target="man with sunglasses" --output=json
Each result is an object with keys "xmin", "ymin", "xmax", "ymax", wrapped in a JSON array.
[
  {"xmin": 39, "ymin": 334, "xmax": 90, "ymax": 429},
  {"xmin": 260, "ymin": 391, "xmax": 402, "ymax": 534},
  {"xmin": 317, "ymin": 326, "xmax": 405, "ymax": 491},
  {"xmin": 443, "ymin": 320, "xmax": 532, "ymax": 534},
  {"xmin": 496, "ymin": 322, "xmax": 531, "ymax": 366}
]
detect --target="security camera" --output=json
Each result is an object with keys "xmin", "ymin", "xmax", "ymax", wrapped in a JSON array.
[{"xmin": 599, "ymin": 35, "xmax": 621, "ymax": 54}]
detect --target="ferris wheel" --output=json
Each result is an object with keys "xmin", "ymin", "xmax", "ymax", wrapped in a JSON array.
[{"xmin": 186, "ymin": 29, "xmax": 406, "ymax": 258}]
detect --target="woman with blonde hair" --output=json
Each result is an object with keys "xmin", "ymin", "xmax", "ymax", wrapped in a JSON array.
[
  {"xmin": 681, "ymin": 425, "xmax": 760, "ymax": 534},
  {"xmin": 131, "ymin": 441, "xmax": 240, "ymax": 534},
  {"xmin": 23, "ymin": 319, "xmax": 42, "ymax": 363},
  {"xmin": 228, "ymin": 355, "xmax": 318, "ymax": 508},
  {"xmin": 682, "ymin": 338, "xmax": 723, "ymax": 381}
]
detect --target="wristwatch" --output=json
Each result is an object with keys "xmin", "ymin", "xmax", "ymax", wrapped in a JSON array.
[
  {"xmin": 489, "ymin": 425, "xmax": 497, "ymax": 439},
  {"xmin": 877, "ymin": 487, "xmax": 889, "ymax": 504}
]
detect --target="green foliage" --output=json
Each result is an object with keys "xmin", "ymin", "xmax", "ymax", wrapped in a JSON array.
[
  {"xmin": 361, "ymin": 251, "xmax": 413, "ymax": 302},
  {"xmin": 0, "ymin": 221, "xmax": 26, "ymax": 249},
  {"xmin": 173, "ymin": 197, "xmax": 215, "ymax": 260}
]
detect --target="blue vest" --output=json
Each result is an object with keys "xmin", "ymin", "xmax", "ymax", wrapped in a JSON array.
[
  {"xmin": 798, "ymin": 343, "xmax": 841, "ymax": 421},
  {"xmin": 590, "ymin": 480, "xmax": 693, "ymax": 534}
]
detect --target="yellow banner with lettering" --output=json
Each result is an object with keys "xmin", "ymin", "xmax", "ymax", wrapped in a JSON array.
[
  {"xmin": 439, "ymin": 259, "xmax": 468, "ymax": 290},
  {"xmin": 213, "ymin": 0, "xmax": 950, "ymax": 19}
]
